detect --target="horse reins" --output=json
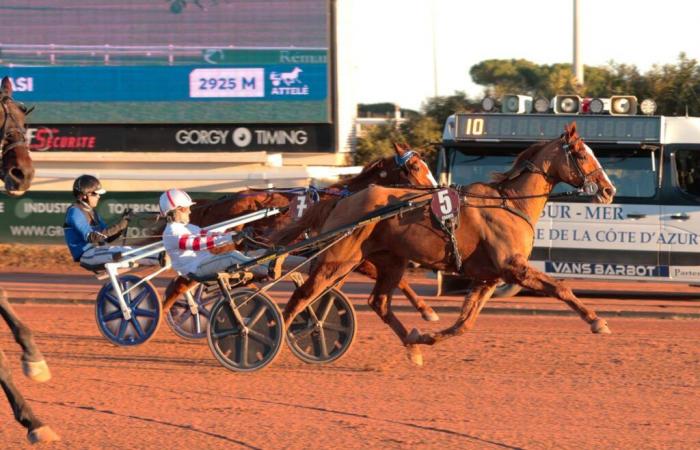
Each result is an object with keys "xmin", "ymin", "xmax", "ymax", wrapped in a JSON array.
[
  {"xmin": 453, "ymin": 134, "xmax": 604, "ymax": 231},
  {"xmin": 560, "ymin": 134, "xmax": 604, "ymax": 196}
]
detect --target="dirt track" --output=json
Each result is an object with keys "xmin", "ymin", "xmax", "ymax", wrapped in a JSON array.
[{"xmin": 1, "ymin": 305, "xmax": 698, "ymax": 449}]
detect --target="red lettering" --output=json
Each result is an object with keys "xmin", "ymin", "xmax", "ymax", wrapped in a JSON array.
[
  {"xmin": 29, "ymin": 128, "xmax": 59, "ymax": 151},
  {"xmin": 30, "ymin": 129, "xmax": 98, "ymax": 150}
]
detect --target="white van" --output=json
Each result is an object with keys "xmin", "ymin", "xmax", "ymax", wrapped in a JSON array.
[{"xmin": 437, "ymin": 102, "xmax": 700, "ymax": 296}]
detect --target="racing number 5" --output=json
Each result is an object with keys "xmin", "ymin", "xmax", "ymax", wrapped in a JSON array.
[{"xmin": 438, "ymin": 189, "xmax": 453, "ymax": 215}]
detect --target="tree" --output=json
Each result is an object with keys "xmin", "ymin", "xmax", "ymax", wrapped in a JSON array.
[
  {"xmin": 354, "ymin": 100, "xmax": 454, "ymax": 171},
  {"xmin": 422, "ymin": 91, "xmax": 479, "ymax": 130},
  {"xmin": 354, "ymin": 55, "xmax": 700, "ymax": 166},
  {"xmin": 399, "ymin": 114, "xmax": 442, "ymax": 168},
  {"xmin": 647, "ymin": 54, "xmax": 700, "ymax": 116},
  {"xmin": 469, "ymin": 59, "xmax": 549, "ymax": 96},
  {"xmin": 354, "ymin": 121, "xmax": 402, "ymax": 166},
  {"xmin": 467, "ymin": 56, "xmax": 700, "ymax": 115}
]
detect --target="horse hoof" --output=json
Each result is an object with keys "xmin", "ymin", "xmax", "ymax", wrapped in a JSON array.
[
  {"xmin": 591, "ymin": 318, "xmax": 612, "ymax": 334},
  {"xmin": 22, "ymin": 359, "xmax": 51, "ymax": 383},
  {"xmin": 406, "ymin": 328, "xmax": 422, "ymax": 344},
  {"xmin": 27, "ymin": 425, "xmax": 60, "ymax": 444},
  {"xmin": 421, "ymin": 309, "xmax": 440, "ymax": 322},
  {"xmin": 406, "ymin": 345, "xmax": 424, "ymax": 366}
]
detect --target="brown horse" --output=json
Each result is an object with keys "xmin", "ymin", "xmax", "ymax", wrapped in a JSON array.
[
  {"xmin": 162, "ymin": 143, "xmax": 441, "ymax": 322},
  {"xmin": 0, "ymin": 76, "xmax": 59, "ymax": 443},
  {"xmin": 273, "ymin": 123, "xmax": 616, "ymax": 366}
]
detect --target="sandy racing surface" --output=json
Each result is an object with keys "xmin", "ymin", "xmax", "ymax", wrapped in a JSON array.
[{"xmin": 1, "ymin": 304, "xmax": 699, "ymax": 449}]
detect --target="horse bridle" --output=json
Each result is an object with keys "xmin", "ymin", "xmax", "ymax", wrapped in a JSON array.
[
  {"xmin": 559, "ymin": 134, "xmax": 605, "ymax": 196},
  {"xmin": 0, "ymin": 93, "xmax": 29, "ymax": 161},
  {"xmin": 514, "ymin": 135, "xmax": 601, "ymax": 195},
  {"xmin": 393, "ymin": 149, "xmax": 419, "ymax": 177}
]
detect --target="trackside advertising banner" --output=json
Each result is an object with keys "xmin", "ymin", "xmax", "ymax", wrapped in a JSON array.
[
  {"xmin": 8, "ymin": 65, "xmax": 327, "ymax": 102},
  {"xmin": 26, "ymin": 124, "xmax": 333, "ymax": 152},
  {"xmin": 0, "ymin": 192, "xmax": 221, "ymax": 244},
  {"xmin": 6, "ymin": 64, "xmax": 329, "ymax": 124}
]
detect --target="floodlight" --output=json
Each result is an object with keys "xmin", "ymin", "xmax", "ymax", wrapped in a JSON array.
[
  {"xmin": 501, "ymin": 95, "xmax": 533, "ymax": 114},
  {"xmin": 533, "ymin": 96, "xmax": 551, "ymax": 113},
  {"xmin": 640, "ymin": 98, "xmax": 657, "ymax": 115},
  {"xmin": 481, "ymin": 96, "xmax": 498, "ymax": 112},
  {"xmin": 588, "ymin": 98, "xmax": 611, "ymax": 114}
]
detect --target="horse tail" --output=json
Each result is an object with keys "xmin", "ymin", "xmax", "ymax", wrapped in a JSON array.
[{"xmin": 271, "ymin": 197, "xmax": 340, "ymax": 245}]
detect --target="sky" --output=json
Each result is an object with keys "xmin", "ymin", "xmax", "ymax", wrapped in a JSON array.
[{"xmin": 348, "ymin": 0, "xmax": 700, "ymax": 110}]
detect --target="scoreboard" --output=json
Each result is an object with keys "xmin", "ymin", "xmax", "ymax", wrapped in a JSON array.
[
  {"xmin": 1, "ymin": 0, "xmax": 330, "ymax": 125},
  {"xmin": 453, "ymin": 114, "xmax": 662, "ymax": 143}
]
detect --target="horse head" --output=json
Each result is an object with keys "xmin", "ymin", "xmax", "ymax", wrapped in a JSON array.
[
  {"xmin": 1, "ymin": 76, "xmax": 35, "ymax": 196},
  {"xmin": 359, "ymin": 142, "xmax": 437, "ymax": 189},
  {"xmin": 528, "ymin": 122, "xmax": 615, "ymax": 204},
  {"xmin": 558, "ymin": 122, "xmax": 615, "ymax": 203}
]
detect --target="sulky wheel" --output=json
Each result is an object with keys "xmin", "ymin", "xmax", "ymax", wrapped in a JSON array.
[
  {"xmin": 95, "ymin": 274, "xmax": 162, "ymax": 346},
  {"xmin": 207, "ymin": 288, "xmax": 284, "ymax": 372},
  {"xmin": 286, "ymin": 288, "xmax": 356, "ymax": 364},
  {"xmin": 166, "ymin": 283, "xmax": 220, "ymax": 340}
]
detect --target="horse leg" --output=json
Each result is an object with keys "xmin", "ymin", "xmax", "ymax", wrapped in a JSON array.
[
  {"xmin": 0, "ymin": 289, "xmax": 50, "ymax": 382},
  {"xmin": 501, "ymin": 254, "xmax": 611, "ymax": 334},
  {"xmin": 0, "ymin": 349, "xmax": 59, "ymax": 443},
  {"xmin": 356, "ymin": 260, "xmax": 439, "ymax": 322},
  {"xmin": 162, "ymin": 276, "xmax": 198, "ymax": 313},
  {"xmin": 365, "ymin": 255, "xmax": 426, "ymax": 366},
  {"xmin": 407, "ymin": 280, "xmax": 498, "ymax": 346},
  {"xmin": 283, "ymin": 260, "xmax": 359, "ymax": 329}
]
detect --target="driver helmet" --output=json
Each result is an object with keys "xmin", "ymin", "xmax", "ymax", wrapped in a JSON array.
[
  {"xmin": 72, "ymin": 174, "xmax": 106, "ymax": 198},
  {"xmin": 159, "ymin": 188, "xmax": 195, "ymax": 216}
]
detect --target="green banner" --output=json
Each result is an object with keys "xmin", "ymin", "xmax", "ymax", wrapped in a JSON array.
[
  {"xmin": 0, "ymin": 191, "xmax": 221, "ymax": 244},
  {"xmin": 203, "ymin": 49, "xmax": 328, "ymax": 65}
]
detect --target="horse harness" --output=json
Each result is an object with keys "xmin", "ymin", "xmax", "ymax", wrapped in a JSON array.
[
  {"xmin": 430, "ymin": 208, "xmax": 463, "ymax": 273},
  {"xmin": 430, "ymin": 134, "xmax": 605, "ymax": 273}
]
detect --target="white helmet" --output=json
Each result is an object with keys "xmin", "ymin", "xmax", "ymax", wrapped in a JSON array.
[{"xmin": 159, "ymin": 189, "xmax": 195, "ymax": 216}]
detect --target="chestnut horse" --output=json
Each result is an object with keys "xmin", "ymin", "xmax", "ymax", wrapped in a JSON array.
[
  {"xmin": 273, "ymin": 123, "xmax": 616, "ymax": 366},
  {"xmin": 162, "ymin": 143, "xmax": 440, "ymax": 321},
  {"xmin": 0, "ymin": 76, "xmax": 59, "ymax": 443}
]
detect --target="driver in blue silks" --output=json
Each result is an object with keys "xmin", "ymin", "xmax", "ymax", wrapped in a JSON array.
[{"xmin": 63, "ymin": 175, "xmax": 157, "ymax": 269}]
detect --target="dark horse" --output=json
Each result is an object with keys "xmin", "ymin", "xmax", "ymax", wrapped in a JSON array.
[
  {"xmin": 0, "ymin": 77, "xmax": 59, "ymax": 442},
  {"xmin": 273, "ymin": 123, "xmax": 616, "ymax": 366},
  {"xmin": 161, "ymin": 143, "xmax": 441, "ymax": 322}
]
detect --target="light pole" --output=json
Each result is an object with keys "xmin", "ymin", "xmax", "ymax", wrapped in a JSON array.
[
  {"xmin": 431, "ymin": 0, "xmax": 438, "ymax": 97},
  {"xmin": 573, "ymin": 0, "xmax": 584, "ymax": 87}
]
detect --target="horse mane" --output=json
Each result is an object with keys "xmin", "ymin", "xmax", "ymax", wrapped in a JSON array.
[
  {"xmin": 490, "ymin": 141, "xmax": 549, "ymax": 183},
  {"xmin": 328, "ymin": 155, "xmax": 389, "ymax": 190}
]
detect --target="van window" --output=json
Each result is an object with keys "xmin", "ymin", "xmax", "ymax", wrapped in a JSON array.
[
  {"xmin": 552, "ymin": 149, "xmax": 657, "ymax": 197},
  {"xmin": 449, "ymin": 153, "xmax": 513, "ymax": 185},
  {"xmin": 674, "ymin": 149, "xmax": 700, "ymax": 197},
  {"xmin": 449, "ymin": 148, "xmax": 657, "ymax": 198}
]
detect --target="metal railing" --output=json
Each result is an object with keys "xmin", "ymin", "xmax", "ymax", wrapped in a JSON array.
[{"xmin": 0, "ymin": 44, "xmax": 324, "ymax": 66}]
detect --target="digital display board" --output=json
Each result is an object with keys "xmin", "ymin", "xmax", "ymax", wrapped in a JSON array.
[
  {"xmin": 0, "ymin": 1, "xmax": 330, "ymax": 124},
  {"xmin": 453, "ymin": 114, "xmax": 662, "ymax": 143}
]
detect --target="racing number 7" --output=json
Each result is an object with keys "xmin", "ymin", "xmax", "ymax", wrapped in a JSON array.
[{"xmin": 295, "ymin": 195, "xmax": 308, "ymax": 218}]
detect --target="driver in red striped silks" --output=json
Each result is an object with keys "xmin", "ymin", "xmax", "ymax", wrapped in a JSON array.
[{"xmin": 160, "ymin": 188, "xmax": 307, "ymax": 281}]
